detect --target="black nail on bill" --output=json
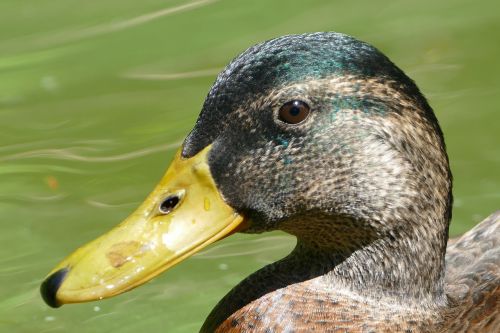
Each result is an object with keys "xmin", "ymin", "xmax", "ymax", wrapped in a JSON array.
[{"xmin": 40, "ymin": 267, "xmax": 69, "ymax": 308}]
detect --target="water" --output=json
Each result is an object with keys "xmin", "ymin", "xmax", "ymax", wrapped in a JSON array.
[{"xmin": 1, "ymin": 0, "xmax": 498, "ymax": 332}]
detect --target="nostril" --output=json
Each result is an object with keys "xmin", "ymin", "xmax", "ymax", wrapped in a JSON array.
[{"xmin": 159, "ymin": 195, "xmax": 180, "ymax": 214}]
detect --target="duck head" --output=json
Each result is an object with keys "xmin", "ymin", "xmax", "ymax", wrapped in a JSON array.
[{"xmin": 41, "ymin": 32, "xmax": 452, "ymax": 308}]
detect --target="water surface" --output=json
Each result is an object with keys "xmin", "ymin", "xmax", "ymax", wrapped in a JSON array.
[{"xmin": 1, "ymin": 0, "xmax": 498, "ymax": 332}]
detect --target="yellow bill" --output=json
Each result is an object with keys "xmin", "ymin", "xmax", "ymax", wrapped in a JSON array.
[{"xmin": 40, "ymin": 144, "xmax": 246, "ymax": 307}]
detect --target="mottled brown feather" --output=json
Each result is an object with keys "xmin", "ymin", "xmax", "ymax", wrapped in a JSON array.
[
  {"xmin": 203, "ymin": 213, "xmax": 498, "ymax": 333},
  {"xmin": 197, "ymin": 74, "xmax": 498, "ymax": 332},
  {"xmin": 182, "ymin": 33, "xmax": 500, "ymax": 332}
]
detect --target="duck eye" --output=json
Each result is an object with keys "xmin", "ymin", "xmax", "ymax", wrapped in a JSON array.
[
  {"xmin": 159, "ymin": 195, "xmax": 180, "ymax": 214},
  {"xmin": 278, "ymin": 100, "xmax": 310, "ymax": 124}
]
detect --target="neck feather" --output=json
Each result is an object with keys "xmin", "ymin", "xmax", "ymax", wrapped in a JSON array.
[{"xmin": 282, "ymin": 214, "xmax": 449, "ymax": 305}]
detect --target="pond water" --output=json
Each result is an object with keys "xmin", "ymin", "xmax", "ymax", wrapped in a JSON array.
[{"xmin": 0, "ymin": 0, "xmax": 498, "ymax": 332}]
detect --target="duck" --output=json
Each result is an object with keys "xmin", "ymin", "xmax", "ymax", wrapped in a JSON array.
[{"xmin": 40, "ymin": 32, "xmax": 499, "ymax": 332}]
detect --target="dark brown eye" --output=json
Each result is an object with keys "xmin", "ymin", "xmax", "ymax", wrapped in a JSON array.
[{"xmin": 278, "ymin": 100, "xmax": 310, "ymax": 124}]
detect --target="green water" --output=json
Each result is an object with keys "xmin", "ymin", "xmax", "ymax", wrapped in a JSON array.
[{"xmin": 0, "ymin": 0, "xmax": 498, "ymax": 332}]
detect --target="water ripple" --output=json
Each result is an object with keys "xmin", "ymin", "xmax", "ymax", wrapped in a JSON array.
[
  {"xmin": 0, "ymin": 141, "xmax": 181, "ymax": 163},
  {"xmin": 122, "ymin": 68, "xmax": 220, "ymax": 81},
  {"xmin": 0, "ymin": 194, "xmax": 68, "ymax": 203},
  {"xmin": 0, "ymin": 139, "xmax": 62, "ymax": 153},
  {"xmin": 1, "ymin": 0, "xmax": 219, "ymax": 52},
  {"xmin": 86, "ymin": 199, "xmax": 139, "ymax": 209},
  {"xmin": 195, "ymin": 235, "xmax": 294, "ymax": 259},
  {"xmin": 0, "ymin": 164, "xmax": 85, "ymax": 175}
]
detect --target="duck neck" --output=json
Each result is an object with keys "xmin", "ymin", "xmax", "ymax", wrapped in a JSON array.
[{"xmin": 285, "ymin": 215, "xmax": 449, "ymax": 305}]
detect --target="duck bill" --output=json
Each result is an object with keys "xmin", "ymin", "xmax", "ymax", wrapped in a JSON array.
[{"xmin": 40, "ymin": 144, "xmax": 246, "ymax": 308}]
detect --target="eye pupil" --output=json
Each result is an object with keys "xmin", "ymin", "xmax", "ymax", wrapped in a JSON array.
[
  {"xmin": 289, "ymin": 106, "xmax": 300, "ymax": 117},
  {"xmin": 159, "ymin": 195, "xmax": 180, "ymax": 214},
  {"xmin": 278, "ymin": 100, "xmax": 310, "ymax": 124}
]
